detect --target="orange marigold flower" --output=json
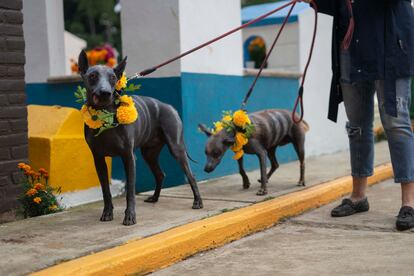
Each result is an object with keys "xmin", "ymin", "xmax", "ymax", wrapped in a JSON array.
[
  {"xmin": 43, "ymin": 173, "xmax": 49, "ymax": 179},
  {"xmin": 26, "ymin": 188, "xmax": 38, "ymax": 196},
  {"xmin": 17, "ymin": 162, "xmax": 26, "ymax": 169},
  {"xmin": 106, "ymin": 57, "xmax": 116, "ymax": 68},
  {"xmin": 33, "ymin": 197, "xmax": 42, "ymax": 204},
  {"xmin": 38, "ymin": 168, "xmax": 48, "ymax": 175},
  {"xmin": 34, "ymin": 183, "xmax": 45, "ymax": 190},
  {"xmin": 49, "ymin": 204, "xmax": 58, "ymax": 211},
  {"xmin": 233, "ymin": 150, "xmax": 244, "ymax": 160}
]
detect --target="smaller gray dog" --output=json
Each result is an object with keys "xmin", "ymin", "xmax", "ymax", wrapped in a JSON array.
[
  {"xmin": 199, "ymin": 109, "xmax": 309, "ymax": 195},
  {"xmin": 78, "ymin": 51, "xmax": 202, "ymax": 226}
]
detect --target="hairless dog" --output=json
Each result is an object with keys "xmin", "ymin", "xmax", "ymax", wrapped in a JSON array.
[
  {"xmin": 78, "ymin": 51, "xmax": 203, "ymax": 225},
  {"xmin": 200, "ymin": 109, "xmax": 308, "ymax": 196}
]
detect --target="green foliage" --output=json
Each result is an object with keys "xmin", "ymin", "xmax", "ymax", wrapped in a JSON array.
[
  {"xmin": 93, "ymin": 109, "xmax": 118, "ymax": 137},
  {"xmin": 124, "ymin": 83, "xmax": 141, "ymax": 93},
  {"xmin": 64, "ymin": 0, "xmax": 122, "ymax": 54},
  {"xmin": 74, "ymin": 85, "xmax": 87, "ymax": 103}
]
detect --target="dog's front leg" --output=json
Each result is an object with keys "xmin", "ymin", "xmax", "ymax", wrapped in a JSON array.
[
  {"xmin": 93, "ymin": 154, "xmax": 113, "ymax": 221},
  {"xmin": 250, "ymin": 141, "xmax": 268, "ymax": 196},
  {"xmin": 121, "ymin": 150, "xmax": 137, "ymax": 225},
  {"xmin": 237, "ymin": 157, "xmax": 250, "ymax": 189}
]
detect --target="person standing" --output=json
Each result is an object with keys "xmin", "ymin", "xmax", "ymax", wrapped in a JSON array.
[{"xmin": 300, "ymin": 0, "xmax": 414, "ymax": 230}]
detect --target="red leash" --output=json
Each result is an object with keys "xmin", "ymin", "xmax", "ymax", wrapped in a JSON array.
[{"xmin": 129, "ymin": 0, "xmax": 320, "ymax": 124}]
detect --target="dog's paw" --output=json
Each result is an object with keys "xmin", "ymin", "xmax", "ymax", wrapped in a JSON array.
[
  {"xmin": 192, "ymin": 199, "xmax": 203, "ymax": 209},
  {"xmin": 256, "ymin": 188, "xmax": 268, "ymax": 196},
  {"xmin": 123, "ymin": 210, "xmax": 136, "ymax": 226},
  {"xmin": 297, "ymin": 181, "xmax": 306, "ymax": 187},
  {"xmin": 243, "ymin": 182, "xmax": 251, "ymax": 189},
  {"xmin": 257, "ymin": 179, "xmax": 268, "ymax": 184},
  {"xmin": 100, "ymin": 210, "xmax": 113, "ymax": 222},
  {"xmin": 144, "ymin": 195, "xmax": 159, "ymax": 203}
]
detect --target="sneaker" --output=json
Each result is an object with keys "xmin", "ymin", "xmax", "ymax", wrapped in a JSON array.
[
  {"xmin": 331, "ymin": 198, "xmax": 369, "ymax": 217},
  {"xmin": 396, "ymin": 206, "xmax": 414, "ymax": 231}
]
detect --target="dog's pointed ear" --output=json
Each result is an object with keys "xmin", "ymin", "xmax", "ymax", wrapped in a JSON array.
[
  {"xmin": 114, "ymin": 56, "xmax": 127, "ymax": 79},
  {"xmin": 78, "ymin": 50, "xmax": 89, "ymax": 75},
  {"xmin": 198, "ymin": 124, "xmax": 212, "ymax": 137}
]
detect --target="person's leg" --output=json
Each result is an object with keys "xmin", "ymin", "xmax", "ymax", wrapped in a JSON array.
[
  {"xmin": 331, "ymin": 81, "xmax": 375, "ymax": 217},
  {"xmin": 376, "ymin": 78, "xmax": 414, "ymax": 230}
]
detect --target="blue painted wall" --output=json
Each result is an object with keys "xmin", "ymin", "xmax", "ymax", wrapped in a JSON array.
[{"xmin": 26, "ymin": 73, "xmax": 299, "ymax": 192}]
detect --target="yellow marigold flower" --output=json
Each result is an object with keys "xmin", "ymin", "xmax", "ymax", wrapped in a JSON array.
[
  {"xmin": 233, "ymin": 110, "xmax": 251, "ymax": 128},
  {"xmin": 213, "ymin": 121, "xmax": 223, "ymax": 135},
  {"xmin": 233, "ymin": 150, "xmax": 244, "ymax": 160},
  {"xmin": 222, "ymin": 115, "xmax": 232, "ymax": 122},
  {"xmin": 49, "ymin": 204, "xmax": 58, "ymax": 211},
  {"xmin": 26, "ymin": 188, "xmax": 37, "ymax": 196},
  {"xmin": 115, "ymin": 72, "xmax": 127, "ymax": 91},
  {"xmin": 235, "ymin": 132, "xmax": 248, "ymax": 146},
  {"xmin": 33, "ymin": 197, "xmax": 42, "ymax": 204},
  {"xmin": 119, "ymin": 95, "xmax": 134, "ymax": 106},
  {"xmin": 34, "ymin": 183, "xmax": 45, "ymax": 190},
  {"xmin": 117, "ymin": 105, "xmax": 138, "ymax": 124},
  {"xmin": 81, "ymin": 105, "xmax": 104, "ymax": 129}
]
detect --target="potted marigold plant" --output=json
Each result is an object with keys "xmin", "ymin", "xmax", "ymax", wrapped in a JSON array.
[
  {"xmin": 248, "ymin": 37, "xmax": 267, "ymax": 69},
  {"xmin": 17, "ymin": 163, "xmax": 63, "ymax": 218}
]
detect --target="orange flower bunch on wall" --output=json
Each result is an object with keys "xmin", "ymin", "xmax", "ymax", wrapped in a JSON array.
[{"xmin": 71, "ymin": 44, "xmax": 117, "ymax": 74}]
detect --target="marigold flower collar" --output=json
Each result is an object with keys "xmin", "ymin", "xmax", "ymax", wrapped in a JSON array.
[
  {"xmin": 211, "ymin": 110, "xmax": 255, "ymax": 160},
  {"xmin": 75, "ymin": 73, "xmax": 141, "ymax": 136}
]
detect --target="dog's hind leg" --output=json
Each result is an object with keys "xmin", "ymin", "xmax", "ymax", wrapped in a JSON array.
[
  {"xmin": 93, "ymin": 154, "xmax": 113, "ymax": 222},
  {"xmin": 121, "ymin": 150, "xmax": 137, "ymax": 225},
  {"xmin": 292, "ymin": 133, "xmax": 306, "ymax": 187},
  {"xmin": 238, "ymin": 157, "xmax": 251, "ymax": 189},
  {"xmin": 142, "ymin": 144, "xmax": 165, "ymax": 203}
]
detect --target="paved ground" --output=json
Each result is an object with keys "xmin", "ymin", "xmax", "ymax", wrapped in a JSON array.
[
  {"xmin": 155, "ymin": 179, "xmax": 414, "ymax": 276},
  {"xmin": 0, "ymin": 142, "xmax": 390, "ymax": 275}
]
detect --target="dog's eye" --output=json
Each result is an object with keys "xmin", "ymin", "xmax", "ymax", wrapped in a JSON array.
[
  {"xmin": 212, "ymin": 150, "xmax": 221, "ymax": 157},
  {"xmin": 109, "ymin": 74, "xmax": 117, "ymax": 85},
  {"xmin": 88, "ymin": 73, "xmax": 98, "ymax": 83}
]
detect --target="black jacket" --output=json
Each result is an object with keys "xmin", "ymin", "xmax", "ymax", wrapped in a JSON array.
[{"xmin": 314, "ymin": 0, "xmax": 414, "ymax": 122}]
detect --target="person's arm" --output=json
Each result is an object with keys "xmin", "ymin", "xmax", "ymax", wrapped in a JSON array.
[{"xmin": 300, "ymin": 0, "xmax": 335, "ymax": 16}]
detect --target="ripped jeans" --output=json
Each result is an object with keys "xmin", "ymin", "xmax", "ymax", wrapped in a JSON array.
[{"xmin": 341, "ymin": 79, "xmax": 414, "ymax": 183}]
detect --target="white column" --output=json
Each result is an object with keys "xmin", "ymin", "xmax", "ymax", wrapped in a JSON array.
[
  {"xmin": 22, "ymin": 0, "xmax": 65, "ymax": 83},
  {"xmin": 120, "ymin": 0, "xmax": 181, "ymax": 78},
  {"xmin": 179, "ymin": 0, "xmax": 243, "ymax": 76},
  {"xmin": 121, "ymin": 0, "xmax": 243, "ymax": 77}
]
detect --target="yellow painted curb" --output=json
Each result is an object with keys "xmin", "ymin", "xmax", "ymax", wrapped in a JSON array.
[{"xmin": 32, "ymin": 163, "xmax": 393, "ymax": 276}]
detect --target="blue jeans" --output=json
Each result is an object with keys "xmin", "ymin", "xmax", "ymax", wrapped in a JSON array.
[{"xmin": 341, "ymin": 79, "xmax": 414, "ymax": 183}]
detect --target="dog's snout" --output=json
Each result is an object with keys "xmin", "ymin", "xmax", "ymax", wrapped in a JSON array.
[
  {"xmin": 100, "ymin": 90, "xmax": 112, "ymax": 96},
  {"xmin": 204, "ymin": 164, "xmax": 214, "ymax": 173}
]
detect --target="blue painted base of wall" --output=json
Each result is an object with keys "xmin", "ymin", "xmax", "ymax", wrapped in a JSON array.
[{"xmin": 26, "ymin": 72, "xmax": 299, "ymax": 193}]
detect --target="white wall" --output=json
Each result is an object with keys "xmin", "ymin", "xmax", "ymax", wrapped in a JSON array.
[
  {"xmin": 298, "ymin": 9, "xmax": 348, "ymax": 157},
  {"xmin": 64, "ymin": 31, "xmax": 87, "ymax": 75},
  {"xmin": 23, "ymin": 0, "xmax": 66, "ymax": 83},
  {"xmin": 242, "ymin": 23, "xmax": 299, "ymax": 71},
  {"xmin": 179, "ymin": 0, "xmax": 243, "ymax": 76},
  {"xmin": 121, "ymin": 0, "xmax": 181, "ymax": 77}
]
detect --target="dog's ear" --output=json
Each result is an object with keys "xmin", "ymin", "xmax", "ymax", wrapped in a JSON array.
[
  {"xmin": 114, "ymin": 56, "xmax": 127, "ymax": 79},
  {"xmin": 78, "ymin": 50, "xmax": 89, "ymax": 75},
  {"xmin": 198, "ymin": 124, "xmax": 212, "ymax": 137},
  {"xmin": 223, "ymin": 136, "xmax": 235, "ymax": 146}
]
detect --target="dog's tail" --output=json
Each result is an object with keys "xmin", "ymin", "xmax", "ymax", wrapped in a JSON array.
[
  {"xmin": 186, "ymin": 151, "xmax": 198, "ymax": 164},
  {"xmin": 301, "ymin": 120, "xmax": 310, "ymax": 132}
]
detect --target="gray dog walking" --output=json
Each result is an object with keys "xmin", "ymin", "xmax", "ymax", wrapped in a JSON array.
[
  {"xmin": 78, "ymin": 51, "xmax": 203, "ymax": 226},
  {"xmin": 200, "ymin": 109, "xmax": 308, "ymax": 196}
]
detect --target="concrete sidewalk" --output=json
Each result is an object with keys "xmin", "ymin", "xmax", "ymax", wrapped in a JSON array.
[
  {"xmin": 0, "ymin": 142, "xmax": 390, "ymax": 275},
  {"xmin": 155, "ymin": 179, "xmax": 414, "ymax": 276}
]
